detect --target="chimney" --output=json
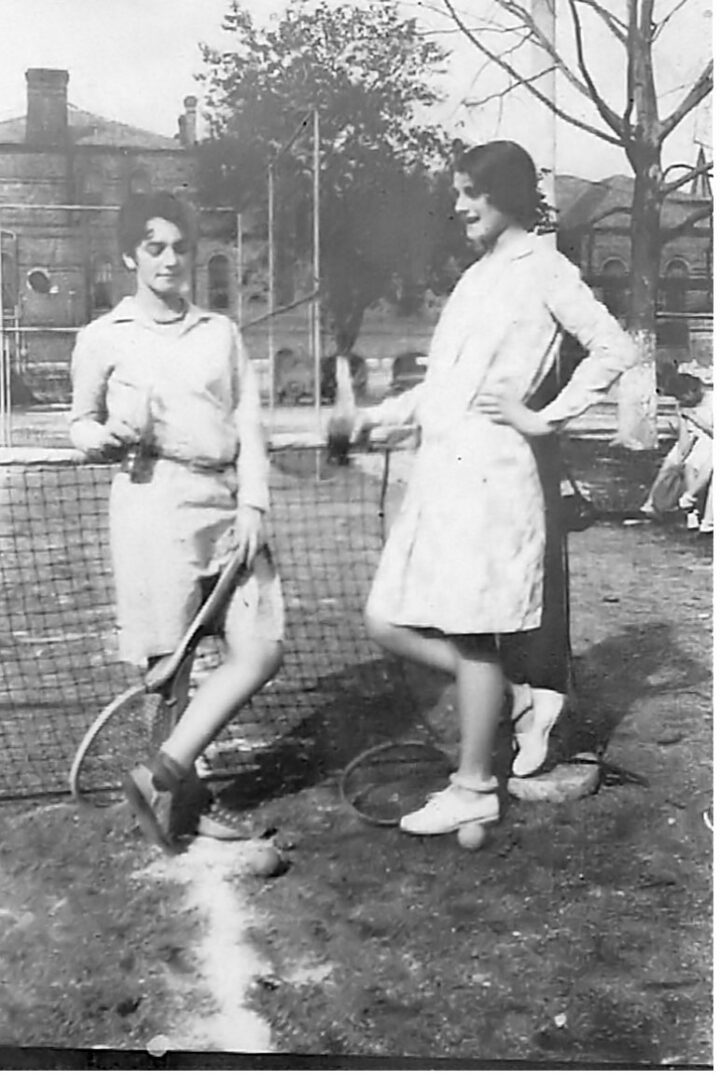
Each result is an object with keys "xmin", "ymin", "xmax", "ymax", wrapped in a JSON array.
[
  {"xmin": 25, "ymin": 68, "xmax": 69, "ymax": 146},
  {"xmin": 182, "ymin": 95, "xmax": 197, "ymax": 147}
]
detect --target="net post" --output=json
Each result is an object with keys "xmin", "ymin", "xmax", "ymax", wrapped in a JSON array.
[
  {"xmin": 312, "ymin": 108, "xmax": 322, "ymax": 439},
  {"xmin": 0, "ymin": 216, "xmax": 10, "ymax": 448},
  {"xmin": 267, "ymin": 164, "xmax": 276, "ymax": 430},
  {"xmin": 235, "ymin": 213, "xmax": 243, "ymax": 329}
]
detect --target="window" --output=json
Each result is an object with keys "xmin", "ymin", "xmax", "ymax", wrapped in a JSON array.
[
  {"xmin": 1, "ymin": 252, "xmax": 17, "ymax": 310},
  {"xmin": 662, "ymin": 257, "xmax": 690, "ymax": 313},
  {"xmin": 208, "ymin": 254, "xmax": 231, "ymax": 311},
  {"xmin": 82, "ymin": 168, "xmax": 104, "ymax": 205},
  {"xmin": 92, "ymin": 258, "xmax": 113, "ymax": 311},
  {"xmin": 600, "ymin": 257, "xmax": 628, "ymax": 317},
  {"xmin": 129, "ymin": 167, "xmax": 151, "ymax": 195}
]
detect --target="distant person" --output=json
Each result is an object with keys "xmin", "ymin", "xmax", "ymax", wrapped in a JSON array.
[
  {"xmin": 352, "ymin": 141, "xmax": 635, "ymax": 836},
  {"xmin": 641, "ymin": 371, "xmax": 713, "ymax": 533},
  {"xmin": 69, "ymin": 191, "xmax": 284, "ymax": 851}
]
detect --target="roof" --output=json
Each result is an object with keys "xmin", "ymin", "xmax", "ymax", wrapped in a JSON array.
[
  {"xmin": 557, "ymin": 173, "xmax": 711, "ymax": 233},
  {"xmin": 0, "ymin": 103, "xmax": 181, "ymax": 150}
]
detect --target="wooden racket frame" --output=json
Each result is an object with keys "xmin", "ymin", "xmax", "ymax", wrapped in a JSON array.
[{"xmin": 68, "ymin": 549, "xmax": 248, "ymax": 803}]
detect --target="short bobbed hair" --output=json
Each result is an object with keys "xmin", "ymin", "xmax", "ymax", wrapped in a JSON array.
[
  {"xmin": 454, "ymin": 141, "xmax": 543, "ymax": 230},
  {"xmin": 117, "ymin": 191, "xmax": 198, "ymax": 258},
  {"xmin": 667, "ymin": 371, "xmax": 704, "ymax": 407}
]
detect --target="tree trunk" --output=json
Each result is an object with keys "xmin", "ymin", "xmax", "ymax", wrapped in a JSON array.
[{"xmin": 616, "ymin": 158, "xmax": 662, "ymax": 449}]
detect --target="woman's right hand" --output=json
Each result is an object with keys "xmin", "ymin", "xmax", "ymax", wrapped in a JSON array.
[
  {"xmin": 71, "ymin": 418, "xmax": 136, "ymax": 459},
  {"xmin": 351, "ymin": 409, "xmax": 375, "ymax": 443}
]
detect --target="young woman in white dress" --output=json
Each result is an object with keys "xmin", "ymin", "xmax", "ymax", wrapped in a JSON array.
[{"xmin": 355, "ymin": 141, "xmax": 636, "ymax": 836}]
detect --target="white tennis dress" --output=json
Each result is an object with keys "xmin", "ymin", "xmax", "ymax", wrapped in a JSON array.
[
  {"xmin": 70, "ymin": 297, "xmax": 284, "ymax": 664},
  {"xmin": 365, "ymin": 230, "xmax": 636, "ymax": 635}
]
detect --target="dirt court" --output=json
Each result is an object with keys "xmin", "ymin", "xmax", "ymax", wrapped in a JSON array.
[{"xmin": 0, "ymin": 442, "xmax": 713, "ymax": 1068}]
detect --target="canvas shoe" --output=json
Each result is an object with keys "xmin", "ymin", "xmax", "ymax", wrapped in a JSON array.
[
  {"xmin": 399, "ymin": 783, "xmax": 499, "ymax": 835},
  {"xmin": 512, "ymin": 688, "xmax": 566, "ymax": 777},
  {"xmin": 196, "ymin": 802, "xmax": 252, "ymax": 841},
  {"xmin": 122, "ymin": 765, "xmax": 178, "ymax": 853}
]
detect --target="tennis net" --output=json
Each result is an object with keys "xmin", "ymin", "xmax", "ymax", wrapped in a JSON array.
[{"xmin": 0, "ymin": 436, "xmax": 416, "ymax": 800}]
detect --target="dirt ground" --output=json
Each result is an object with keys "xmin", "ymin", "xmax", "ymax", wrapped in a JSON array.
[{"xmin": 0, "ymin": 441, "xmax": 713, "ymax": 1067}]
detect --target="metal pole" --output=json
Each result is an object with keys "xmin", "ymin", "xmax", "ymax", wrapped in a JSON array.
[
  {"xmin": 530, "ymin": 0, "xmax": 557, "ymax": 245},
  {"xmin": 235, "ymin": 213, "xmax": 243, "ymax": 329},
  {"xmin": 267, "ymin": 164, "xmax": 275, "ymax": 429},
  {"xmin": 0, "ymin": 219, "xmax": 8, "ymax": 447},
  {"xmin": 312, "ymin": 108, "xmax": 322, "ymax": 437}
]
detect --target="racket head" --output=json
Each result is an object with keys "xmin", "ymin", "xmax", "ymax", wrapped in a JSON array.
[
  {"xmin": 69, "ymin": 685, "xmax": 174, "ymax": 808},
  {"xmin": 339, "ymin": 740, "xmax": 452, "ymax": 827}
]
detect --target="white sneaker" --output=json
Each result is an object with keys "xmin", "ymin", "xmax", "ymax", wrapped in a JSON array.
[
  {"xmin": 399, "ymin": 783, "xmax": 499, "ymax": 835},
  {"xmin": 512, "ymin": 689, "xmax": 566, "ymax": 777},
  {"xmin": 686, "ymin": 510, "xmax": 700, "ymax": 530}
]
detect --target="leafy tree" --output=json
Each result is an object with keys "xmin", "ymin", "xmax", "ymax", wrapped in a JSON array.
[
  {"xmin": 439, "ymin": 0, "xmax": 712, "ymax": 447},
  {"xmin": 197, "ymin": 0, "xmax": 450, "ymax": 351}
]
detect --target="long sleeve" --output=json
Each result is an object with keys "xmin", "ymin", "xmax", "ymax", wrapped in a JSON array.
[
  {"xmin": 537, "ymin": 254, "xmax": 637, "ymax": 428},
  {"xmin": 364, "ymin": 381, "xmax": 425, "ymax": 428},
  {"xmin": 233, "ymin": 330, "xmax": 270, "ymax": 513},
  {"xmin": 68, "ymin": 325, "xmax": 112, "ymax": 453}
]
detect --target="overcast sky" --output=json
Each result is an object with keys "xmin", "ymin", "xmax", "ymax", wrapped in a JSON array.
[{"xmin": 0, "ymin": 0, "xmax": 712, "ymax": 181}]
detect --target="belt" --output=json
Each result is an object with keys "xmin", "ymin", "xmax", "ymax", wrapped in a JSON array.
[{"xmin": 120, "ymin": 449, "xmax": 236, "ymax": 479}]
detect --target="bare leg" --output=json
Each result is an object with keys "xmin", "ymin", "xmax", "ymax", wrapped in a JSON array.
[
  {"xmin": 161, "ymin": 639, "xmax": 283, "ymax": 770},
  {"xmin": 365, "ymin": 612, "xmax": 457, "ymax": 675},
  {"xmin": 453, "ymin": 636, "xmax": 504, "ymax": 789}
]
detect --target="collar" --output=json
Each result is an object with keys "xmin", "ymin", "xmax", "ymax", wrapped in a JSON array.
[
  {"xmin": 486, "ymin": 227, "xmax": 534, "ymax": 262},
  {"xmin": 108, "ymin": 295, "xmax": 214, "ymax": 332}
]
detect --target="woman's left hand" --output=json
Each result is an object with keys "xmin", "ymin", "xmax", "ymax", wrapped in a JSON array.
[
  {"xmin": 235, "ymin": 505, "xmax": 265, "ymax": 567},
  {"xmin": 473, "ymin": 391, "xmax": 553, "ymax": 437}
]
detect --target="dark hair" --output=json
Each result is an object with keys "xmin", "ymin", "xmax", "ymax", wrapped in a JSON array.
[
  {"xmin": 454, "ymin": 141, "xmax": 543, "ymax": 229},
  {"xmin": 117, "ymin": 191, "xmax": 198, "ymax": 258},
  {"xmin": 667, "ymin": 371, "xmax": 704, "ymax": 407}
]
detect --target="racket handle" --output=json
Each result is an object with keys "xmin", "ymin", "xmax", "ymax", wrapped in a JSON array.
[{"xmin": 143, "ymin": 551, "xmax": 247, "ymax": 695}]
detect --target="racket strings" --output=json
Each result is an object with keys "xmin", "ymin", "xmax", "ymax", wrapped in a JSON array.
[
  {"xmin": 340, "ymin": 740, "xmax": 451, "ymax": 826},
  {"xmin": 73, "ymin": 689, "xmax": 172, "ymax": 806}
]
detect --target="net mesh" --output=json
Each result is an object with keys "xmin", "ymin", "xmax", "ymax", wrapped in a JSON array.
[{"xmin": 0, "ymin": 443, "xmax": 415, "ymax": 800}]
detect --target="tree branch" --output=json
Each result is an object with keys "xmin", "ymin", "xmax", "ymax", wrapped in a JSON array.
[
  {"xmin": 661, "ymin": 205, "xmax": 713, "ymax": 239},
  {"xmin": 440, "ymin": 0, "xmax": 624, "ymax": 145},
  {"xmin": 660, "ymin": 61, "xmax": 713, "ymax": 139},
  {"xmin": 567, "ymin": 0, "xmax": 626, "ymax": 137},
  {"xmin": 501, "ymin": 0, "xmax": 604, "ymax": 106},
  {"xmin": 624, "ymin": 0, "xmax": 637, "ymax": 131},
  {"xmin": 466, "ymin": 65, "xmax": 556, "ymax": 110},
  {"xmin": 661, "ymin": 159, "xmax": 713, "ymax": 197},
  {"xmin": 652, "ymin": 0, "xmax": 692, "ymax": 39},
  {"xmin": 575, "ymin": 0, "xmax": 628, "ymax": 43}
]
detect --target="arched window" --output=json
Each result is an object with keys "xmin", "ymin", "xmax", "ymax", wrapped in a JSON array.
[
  {"xmin": 663, "ymin": 257, "xmax": 690, "ymax": 313},
  {"xmin": 1, "ymin": 252, "xmax": 17, "ymax": 310},
  {"xmin": 92, "ymin": 258, "xmax": 113, "ymax": 311},
  {"xmin": 129, "ymin": 167, "xmax": 151, "ymax": 196},
  {"xmin": 208, "ymin": 253, "xmax": 231, "ymax": 311},
  {"xmin": 600, "ymin": 257, "xmax": 628, "ymax": 317}
]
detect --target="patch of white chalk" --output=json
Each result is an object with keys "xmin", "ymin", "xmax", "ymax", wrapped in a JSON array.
[{"xmin": 139, "ymin": 837, "xmax": 274, "ymax": 1053}]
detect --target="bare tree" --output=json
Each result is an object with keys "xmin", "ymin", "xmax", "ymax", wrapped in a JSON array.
[{"xmin": 440, "ymin": 0, "xmax": 712, "ymax": 447}]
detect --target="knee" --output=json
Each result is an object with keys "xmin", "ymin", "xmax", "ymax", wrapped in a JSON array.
[
  {"xmin": 263, "ymin": 639, "xmax": 284, "ymax": 678},
  {"xmin": 226, "ymin": 637, "xmax": 283, "ymax": 680},
  {"xmin": 364, "ymin": 609, "xmax": 393, "ymax": 650}
]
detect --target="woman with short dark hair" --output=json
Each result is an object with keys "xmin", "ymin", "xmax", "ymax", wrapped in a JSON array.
[{"xmin": 355, "ymin": 141, "xmax": 636, "ymax": 836}]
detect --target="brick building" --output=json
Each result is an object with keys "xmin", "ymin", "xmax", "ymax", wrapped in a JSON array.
[
  {"xmin": 0, "ymin": 69, "xmax": 238, "ymax": 402},
  {"xmin": 557, "ymin": 165, "xmax": 712, "ymax": 318}
]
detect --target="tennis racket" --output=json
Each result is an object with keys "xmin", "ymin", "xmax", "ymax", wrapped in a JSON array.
[
  {"xmin": 69, "ymin": 548, "xmax": 248, "ymax": 806},
  {"xmin": 339, "ymin": 738, "xmax": 452, "ymax": 827}
]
